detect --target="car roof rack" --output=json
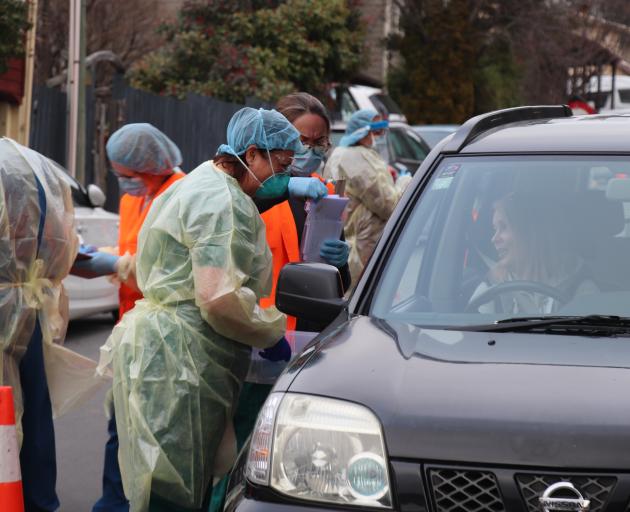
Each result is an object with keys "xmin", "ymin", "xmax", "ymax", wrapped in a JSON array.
[{"xmin": 442, "ymin": 105, "xmax": 573, "ymax": 153}]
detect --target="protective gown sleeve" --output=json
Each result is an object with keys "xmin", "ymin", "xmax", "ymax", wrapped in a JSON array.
[
  {"xmin": 184, "ymin": 177, "xmax": 286, "ymax": 348},
  {"xmin": 338, "ymin": 148, "xmax": 401, "ymax": 221}
]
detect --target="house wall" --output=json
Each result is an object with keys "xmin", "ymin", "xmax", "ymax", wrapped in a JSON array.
[{"xmin": 357, "ymin": 0, "xmax": 399, "ymax": 86}]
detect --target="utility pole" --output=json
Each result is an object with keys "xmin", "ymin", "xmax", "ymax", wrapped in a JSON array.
[{"xmin": 66, "ymin": 0, "xmax": 86, "ymax": 182}]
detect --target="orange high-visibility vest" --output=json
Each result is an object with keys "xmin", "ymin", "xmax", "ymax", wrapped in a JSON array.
[
  {"xmin": 117, "ymin": 172, "xmax": 184, "ymax": 319},
  {"xmin": 260, "ymin": 175, "xmax": 334, "ymax": 331}
]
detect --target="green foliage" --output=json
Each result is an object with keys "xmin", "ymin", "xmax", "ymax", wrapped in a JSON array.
[
  {"xmin": 388, "ymin": 0, "xmax": 478, "ymax": 124},
  {"xmin": 130, "ymin": 0, "xmax": 364, "ymax": 103},
  {"xmin": 0, "ymin": 0, "xmax": 30, "ymax": 75},
  {"xmin": 388, "ymin": 0, "xmax": 526, "ymax": 124},
  {"xmin": 474, "ymin": 39, "xmax": 521, "ymax": 115}
]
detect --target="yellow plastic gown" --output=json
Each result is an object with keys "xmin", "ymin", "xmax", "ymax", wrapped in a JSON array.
[
  {"xmin": 0, "ymin": 137, "xmax": 107, "ymax": 443},
  {"xmin": 98, "ymin": 162, "xmax": 286, "ymax": 512},
  {"xmin": 324, "ymin": 145, "xmax": 410, "ymax": 285}
]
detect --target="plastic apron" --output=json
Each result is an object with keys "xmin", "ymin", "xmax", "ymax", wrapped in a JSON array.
[
  {"xmin": 323, "ymin": 146, "xmax": 407, "ymax": 285},
  {"xmin": 0, "ymin": 137, "xmax": 109, "ymax": 444},
  {"xmin": 98, "ymin": 162, "xmax": 285, "ymax": 512}
]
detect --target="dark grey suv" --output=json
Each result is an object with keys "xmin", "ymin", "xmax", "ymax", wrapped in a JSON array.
[{"xmin": 225, "ymin": 106, "xmax": 630, "ymax": 512}]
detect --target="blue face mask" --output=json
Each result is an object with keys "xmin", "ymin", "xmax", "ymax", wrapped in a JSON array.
[
  {"xmin": 290, "ymin": 147, "xmax": 325, "ymax": 177},
  {"xmin": 118, "ymin": 176, "xmax": 148, "ymax": 197}
]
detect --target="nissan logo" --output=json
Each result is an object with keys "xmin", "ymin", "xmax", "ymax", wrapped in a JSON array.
[{"xmin": 539, "ymin": 482, "xmax": 590, "ymax": 512}]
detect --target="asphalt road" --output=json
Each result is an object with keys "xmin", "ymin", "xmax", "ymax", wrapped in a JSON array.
[{"xmin": 55, "ymin": 314, "xmax": 116, "ymax": 511}]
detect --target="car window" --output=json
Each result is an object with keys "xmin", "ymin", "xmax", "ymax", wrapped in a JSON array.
[
  {"xmin": 330, "ymin": 131, "xmax": 344, "ymax": 147},
  {"xmin": 369, "ymin": 93, "xmax": 403, "ymax": 116},
  {"xmin": 619, "ymin": 89, "xmax": 630, "ymax": 103},
  {"xmin": 418, "ymin": 129, "xmax": 453, "ymax": 147},
  {"xmin": 339, "ymin": 90, "xmax": 358, "ymax": 122},
  {"xmin": 388, "ymin": 128, "xmax": 428, "ymax": 161},
  {"xmin": 371, "ymin": 155, "xmax": 630, "ymax": 326}
]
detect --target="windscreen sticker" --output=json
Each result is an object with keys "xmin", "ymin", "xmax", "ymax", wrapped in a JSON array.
[
  {"xmin": 439, "ymin": 163, "xmax": 461, "ymax": 178},
  {"xmin": 432, "ymin": 177, "xmax": 453, "ymax": 190}
]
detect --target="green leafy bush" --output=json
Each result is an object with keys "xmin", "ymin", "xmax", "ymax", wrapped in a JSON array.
[
  {"xmin": 0, "ymin": 0, "xmax": 30, "ymax": 75},
  {"xmin": 129, "ymin": 0, "xmax": 364, "ymax": 103}
]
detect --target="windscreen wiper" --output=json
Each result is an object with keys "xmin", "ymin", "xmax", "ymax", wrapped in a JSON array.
[{"xmin": 463, "ymin": 315, "xmax": 630, "ymax": 334}]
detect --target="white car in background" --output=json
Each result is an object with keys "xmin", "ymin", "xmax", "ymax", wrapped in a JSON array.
[
  {"xmin": 54, "ymin": 167, "xmax": 120, "ymax": 320},
  {"xmin": 325, "ymin": 84, "xmax": 408, "ymax": 123}
]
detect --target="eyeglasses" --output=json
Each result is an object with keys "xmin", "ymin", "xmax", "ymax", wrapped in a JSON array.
[
  {"xmin": 301, "ymin": 136, "xmax": 331, "ymax": 153},
  {"xmin": 268, "ymin": 151, "xmax": 295, "ymax": 172}
]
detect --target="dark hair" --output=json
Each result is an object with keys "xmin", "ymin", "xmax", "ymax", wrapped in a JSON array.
[
  {"xmin": 213, "ymin": 153, "xmax": 248, "ymax": 181},
  {"xmin": 276, "ymin": 92, "xmax": 331, "ymax": 133}
]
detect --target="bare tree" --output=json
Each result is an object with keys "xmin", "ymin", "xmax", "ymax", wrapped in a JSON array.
[{"xmin": 35, "ymin": 0, "xmax": 171, "ymax": 85}]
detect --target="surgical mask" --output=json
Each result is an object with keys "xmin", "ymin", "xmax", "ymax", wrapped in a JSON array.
[
  {"xmin": 374, "ymin": 134, "xmax": 388, "ymax": 153},
  {"xmin": 254, "ymin": 173, "xmax": 291, "ymax": 198},
  {"xmin": 118, "ymin": 176, "xmax": 148, "ymax": 196},
  {"xmin": 233, "ymin": 148, "xmax": 291, "ymax": 199},
  {"xmin": 290, "ymin": 146, "xmax": 325, "ymax": 177}
]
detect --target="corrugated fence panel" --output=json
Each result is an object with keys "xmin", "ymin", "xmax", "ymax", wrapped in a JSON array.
[
  {"xmin": 30, "ymin": 85, "xmax": 67, "ymax": 167},
  {"xmin": 119, "ymin": 87, "xmax": 245, "ymax": 172}
]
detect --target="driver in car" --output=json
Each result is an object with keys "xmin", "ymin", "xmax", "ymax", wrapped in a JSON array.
[{"xmin": 469, "ymin": 193, "xmax": 598, "ymax": 314}]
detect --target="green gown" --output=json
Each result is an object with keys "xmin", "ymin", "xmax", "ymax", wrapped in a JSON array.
[{"xmin": 98, "ymin": 162, "xmax": 285, "ymax": 512}]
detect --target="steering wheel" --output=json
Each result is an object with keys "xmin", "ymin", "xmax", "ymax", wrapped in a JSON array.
[{"xmin": 465, "ymin": 280, "xmax": 570, "ymax": 313}]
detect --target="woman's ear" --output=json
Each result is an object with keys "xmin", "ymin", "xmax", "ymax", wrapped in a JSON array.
[{"xmin": 244, "ymin": 145, "xmax": 258, "ymax": 166}]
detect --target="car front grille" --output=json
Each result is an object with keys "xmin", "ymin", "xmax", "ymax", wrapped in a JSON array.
[
  {"xmin": 425, "ymin": 466, "xmax": 620, "ymax": 512},
  {"xmin": 516, "ymin": 474, "xmax": 616, "ymax": 512},
  {"xmin": 428, "ymin": 469, "xmax": 505, "ymax": 512}
]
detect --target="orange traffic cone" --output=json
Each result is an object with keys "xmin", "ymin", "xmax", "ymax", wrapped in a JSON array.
[{"xmin": 0, "ymin": 386, "xmax": 24, "ymax": 512}]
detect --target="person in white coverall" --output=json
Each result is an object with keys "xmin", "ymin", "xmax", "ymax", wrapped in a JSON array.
[{"xmin": 324, "ymin": 109, "xmax": 411, "ymax": 286}]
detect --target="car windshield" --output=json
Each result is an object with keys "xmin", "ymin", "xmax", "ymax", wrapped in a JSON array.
[{"xmin": 371, "ymin": 155, "xmax": 630, "ymax": 327}]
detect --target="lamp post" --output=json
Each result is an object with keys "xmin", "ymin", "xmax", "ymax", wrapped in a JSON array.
[{"xmin": 66, "ymin": 0, "xmax": 86, "ymax": 182}]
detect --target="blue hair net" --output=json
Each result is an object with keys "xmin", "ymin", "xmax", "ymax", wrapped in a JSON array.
[
  {"xmin": 217, "ymin": 107, "xmax": 303, "ymax": 157},
  {"xmin": 107, "ymin": 123, "xmax": 182, "ymax": 175},
  {"xmin": 339, "ymin": 109, "xmax": 380, "ymax": 147}
]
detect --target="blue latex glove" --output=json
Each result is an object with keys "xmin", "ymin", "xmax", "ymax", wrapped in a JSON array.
[
  {"xmin": 259, "ymin": 337, "xmax": 292, "ymax": 362},
  {"xmin": 71, "ymin": 251, "xmax": 119, "ymax": 278},
  {"xmin": 288, "ymin": 177, "xmax": 328, "ymax": 202},
  {"xmin": 79, "ymin": 243, "xmax": 98, "ymax": 254},
  {"xmin": 320, "ymin": 238, "xmax": 350, "ymax": 268}
]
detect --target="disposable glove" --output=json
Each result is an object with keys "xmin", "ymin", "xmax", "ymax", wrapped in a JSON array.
[
  {"xmin": 79, "ymin": 243, "xmax": 98, "ymax": 254},
  {"xmin": 259, "ymin": 336, "xmax": 292, "ymax": 362},
  {"xmin": 288, "ymin": 177, "xmax": 328, "ymax": 202},
  {"xmin": 319, "ymin": 238, "xmax": 350, "ymax": 268},
  {"xmin": 71, "ymin": 251, "xmax": 119, "ymax": 278}
]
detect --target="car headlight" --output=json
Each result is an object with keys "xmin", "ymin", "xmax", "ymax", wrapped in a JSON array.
[{"xmin": 246, "ymin": 393, "xmax": 392, "ymax": 508}]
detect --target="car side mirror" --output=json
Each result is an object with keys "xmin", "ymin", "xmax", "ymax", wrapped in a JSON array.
[
  {"xmin": 87, "ymin": 184, "xmax": 106, "ymax": 208},
  {"xmin": 276, "ymin": 263, "xmax": 347, "ymax": 327}
]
